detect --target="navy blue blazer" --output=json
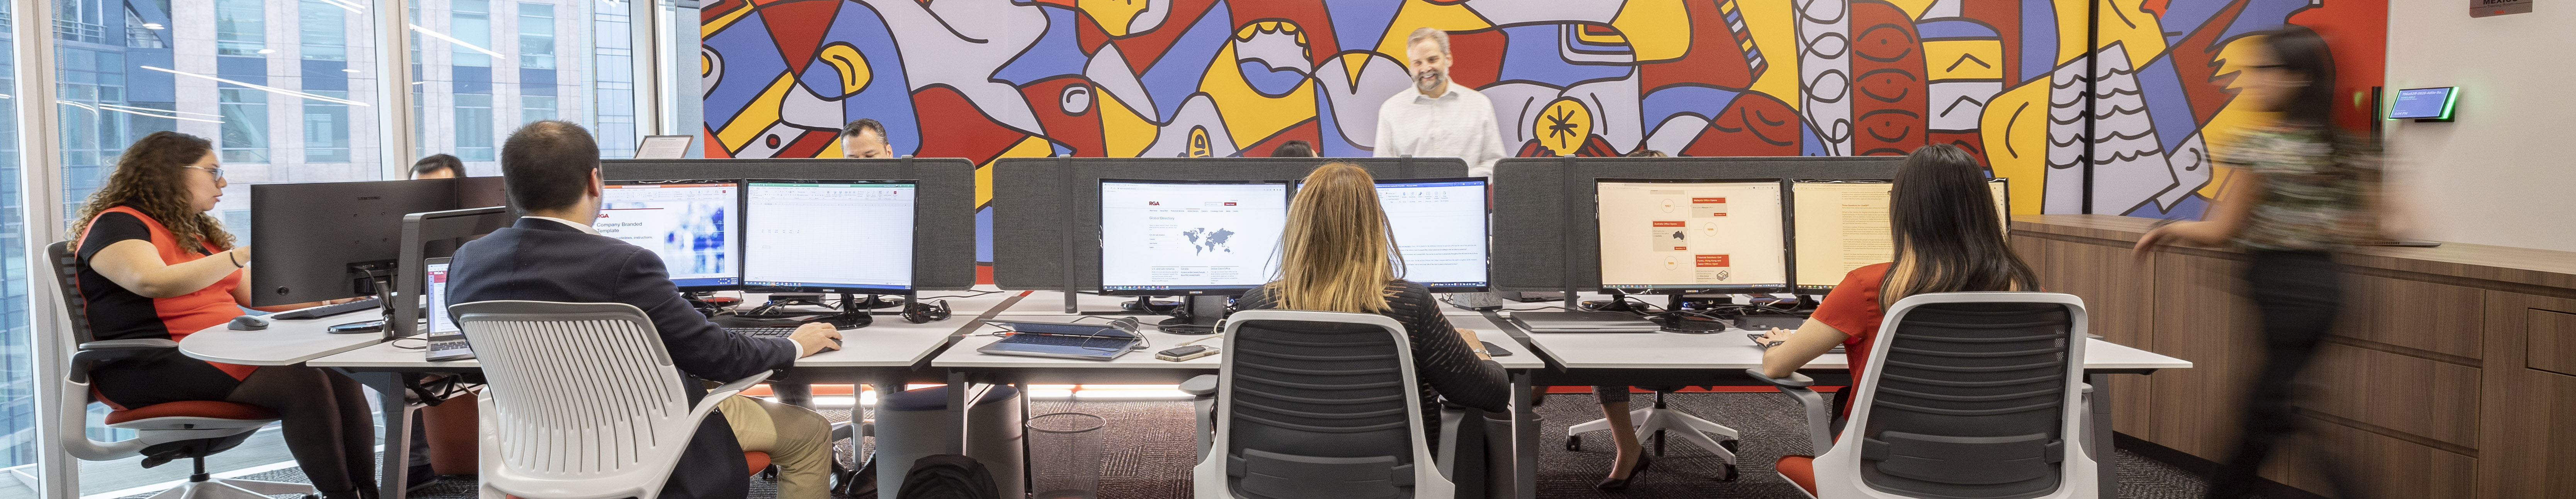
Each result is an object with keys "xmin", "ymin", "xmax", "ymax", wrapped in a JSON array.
[{"xmin": 446, "ymin": 217, "xmax": 796, "ymax": 499}]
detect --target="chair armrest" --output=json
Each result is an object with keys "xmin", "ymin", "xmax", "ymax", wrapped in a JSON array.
[
  {"xmin": 1433, "ymin": 406, "xmax": 1466, "ymax": 482},
  {"xmin": 78, "ymin": 339, "xmax": 178, "ymax": 351},
  {"xmin": 1179, "ymin": 374, "xmax": 1218, "ymax": 397},
  {"xmin": 1746, "ymin": 368, "xmax": 1835, "ymax": 455},
  {"xmin": 687, "ymin": 370, "xmax": 777, "ymax": 427}
]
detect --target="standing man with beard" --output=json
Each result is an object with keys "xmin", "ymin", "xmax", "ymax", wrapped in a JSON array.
[{"xmin": 1373, "ymin": 27, "xmax": 1509, "ymax": 178}]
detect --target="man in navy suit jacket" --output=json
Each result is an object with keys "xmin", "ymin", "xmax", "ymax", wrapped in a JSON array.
[{"xmin": 447, "ymin": 121, "xmax": 841, "ymax": 499}]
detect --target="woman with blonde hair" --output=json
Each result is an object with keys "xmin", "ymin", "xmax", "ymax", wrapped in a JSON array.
[
  {"xmin": 1234, "ymin": 162, "xmax": 1511, "ymax": 448},
  {"xmin": 72, "ymin": 131, "xmax": 378, "ymax": 499}
]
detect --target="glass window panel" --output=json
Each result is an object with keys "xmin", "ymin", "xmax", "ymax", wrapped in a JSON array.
[
  {"xmin": 49, "ymin": 0, "xmax": 376, "ymax": 489},
  {"xmin": 414, "ymin": 0, "xmax": 634, "ymax": 168}
]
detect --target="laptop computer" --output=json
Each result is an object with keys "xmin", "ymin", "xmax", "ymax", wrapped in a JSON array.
[
  {"xmin": 1507, "ymin": 311, "xmax": 1664, "ymax": 333},
  {"xmin": 975, "ymin": 319, "xmax": 1148, "ymax": 361},
  {"xmin": 422, "ymin": 258, "xmax": 475, "ymax": 362}
]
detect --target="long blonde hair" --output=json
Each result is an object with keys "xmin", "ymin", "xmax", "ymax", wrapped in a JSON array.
[
  {"xmin": 73, "ymin": 131, "xmax": 233, "ymax": 253},
  {"xmin": 1274, "ymin": 163, "xmax": 1403, "ymax": 312}
]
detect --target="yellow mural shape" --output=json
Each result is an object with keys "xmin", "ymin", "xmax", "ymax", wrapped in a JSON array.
[
  {"xmin": 1535, "ymin": 98, "xmax": 1593, "ymax": 156},
  {"xmin": 2054, "ymin": 0, "xmax": 2166, "ymax": 68},
  {"xmin": 2196, "ymin": 36, "xmax": 2282, "ymax": 201},
  {"xmin": 1883, "ymin": 0, "xmax": 1937, "ymax": 19},
  {"xmin": 1097, "ymin": 90, "xmax": 1161, "ymax": 158},
  {"xmin": 1201, "ymin": 24, "xmax": 1320, "ymax": 150},
  {"xmin": 1733, "ymin": 0, "xmax": 1802, "ymax": 110},
  {"xmin": 1981, "ymin": 78, "xmax": 2052, "ymax": 214},
  {"xmin": 714, "ymin": 72, "xmax": 797, "ymax": 154},
  {"xmin": 817, "ymin": 44, "xmax": 872, "ymax": 96},
  {"xmin": 1924, "ymin": 39, "xmax": 2004, "ymax": 81},
  {"xmin": 1374, "ymin": 0, "xmax": 1494, "ymax": 59},
  {"xmin": 1080, "ymin": 0, "xmax": 1158, "ymax": 37}
]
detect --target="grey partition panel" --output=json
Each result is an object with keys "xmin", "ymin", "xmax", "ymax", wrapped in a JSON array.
[
  {"xmin": 990, "ymin": 157, "xmax": 1470, "ymax": 290},
  {"xmin": 1490, "ymin": 156, "xmax": 1903, "ymax": 292},
  {"xmin": 601, "ymin": 158, "xmax": 980, "ymax": 290}
]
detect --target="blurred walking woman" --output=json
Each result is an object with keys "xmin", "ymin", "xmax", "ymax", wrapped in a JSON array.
[
  {"xmin": 2134, "ymin": 25, "xmax": 2382, "ymax": 499},
  {"xmin": 73, "ymin": 131, "xmax": 379, "ymax": 499}
]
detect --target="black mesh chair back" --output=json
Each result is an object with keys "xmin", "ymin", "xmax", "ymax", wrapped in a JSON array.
[
  {"xmin": 1202, "ymin": 310, "xmax": 1439, "ymax": 499},
  {"xmin": 1852, "ymin": 293, "xmax": 2083, "ymax": 499},
  {"xmin": 46, "ymin": 241, "xmax": 98, "ymax": 343}
]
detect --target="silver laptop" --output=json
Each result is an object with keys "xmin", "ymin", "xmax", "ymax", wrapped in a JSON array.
[
  {"xmin": 1508, "ymin": 311, "xmax": 1664, "ymax": 333},
  {"xmin": 975, "ymin": 319, "xmax": 1148, "ymax": 360},
  {"xmin": 422, "ymin": 258, "xmax": 475, "ymax": 361}
]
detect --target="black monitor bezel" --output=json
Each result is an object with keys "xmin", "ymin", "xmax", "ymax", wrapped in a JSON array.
[
  {"xmin": 249, "ymin": 178, "xmax": 461, "ymax": 306},
  {"xmin": 1289, "ymin": 177, "xmax": 1494, "ymax": 293},
  {"xmin": 1786, "ymin": 179, "xmax": 1894, "ymax": 295},
  {"xmin": 1095, "ymin": 178, "xmax": 1292, "ymax": 296},
  {"xmin": 1591, "ymin": 177, "xmax": 1793, "ymax": 295},
  {"xmin": 599, "ymin": 178, "xmax": 745, "ymax": 292},
  {"xmin": 738, "ymin": 178, "xmax": 921, "ymax": 295}
]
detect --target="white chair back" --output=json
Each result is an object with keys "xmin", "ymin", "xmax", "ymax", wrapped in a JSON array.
[
  {"xmin": 1812, "ymin": 292, "xmax": 2095, "ymax": 499},
  {"xmin": 456, "ymin": 300, "xmax": 756, "ymax": 499},
  {"xmin": 1190, "ymin": 309, "xmax": 1452, "ymax": 499}
]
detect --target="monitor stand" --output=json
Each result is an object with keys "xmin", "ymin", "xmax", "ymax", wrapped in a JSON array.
[
  {"xmin": 1657, "ymin": 294, "xmax": 1727, "ymax": 334},
  {"xmin": 1154, "ymin": 295, "xmax": 1226, "ymax": 335}
]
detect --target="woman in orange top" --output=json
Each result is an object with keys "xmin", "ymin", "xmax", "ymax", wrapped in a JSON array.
[
  {"xmin": 1753, "ymin": 144, "xmax": 2042, "ymax": 417},
  {"xmin": 74, "ymin": 131, "xmax": 377, "ymax": 499}
]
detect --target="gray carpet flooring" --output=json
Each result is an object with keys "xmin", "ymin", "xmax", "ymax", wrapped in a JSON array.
[{"xmin": 154, "ymin": 393, "xmax": 2242, "ymax": 499}]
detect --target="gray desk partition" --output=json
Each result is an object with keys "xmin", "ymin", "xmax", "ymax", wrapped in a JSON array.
[
  {"xmin": 600, "ymin": 158, "xmax": 980, "ymax": 290},
  {"xmin": 990, "ymin": 157, "xmax": 1469, "ymax": 291},
  {"xmin": 1490, "ymin": 156, "xmax": 1902, "ymax": 292}
]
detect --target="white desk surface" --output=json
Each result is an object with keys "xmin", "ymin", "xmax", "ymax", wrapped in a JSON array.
[
  {"xmin": 179, "ymin": 315, "xmax": 392, "ymax": 366},
  {"xmin": 994, "ymin": 290, "xmax": 1622, "ymax": 318},
  {"xmin": 937, "ymin": 313, "xmax": 1546, "ymax": 370},
  {"xmin": 1520, "ymin": 328, "xmax": 2190, "ymax": 371},
  {"xmin": 277, "ymin": 286, "xmax": 1037, "ymax": 370}
]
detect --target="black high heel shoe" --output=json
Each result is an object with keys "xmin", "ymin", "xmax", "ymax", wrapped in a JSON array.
[{"xmin": 1593, "ymin": 452, "xmax": 1654, "ymax": 491}]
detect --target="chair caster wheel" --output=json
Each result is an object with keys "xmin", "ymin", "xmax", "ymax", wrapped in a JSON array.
[
  {"xmin": 1564, "ymin": 435, "xmax": 1581, "ymax": 451},
  {"xmin": 1718, "ymin": 463, "xmax": 1739, "ymax": 481}
]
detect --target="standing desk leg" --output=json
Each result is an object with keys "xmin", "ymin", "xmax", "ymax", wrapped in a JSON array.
[
  {"xmin": 2092, "ymin": 373, "xmax": 2115, "ymax": 499},
  {"xmin": 348, "ymin": 372, "xmax": 413, "ymax": 499},
  {"xmin": 1510, "ymin": 370, "xmax": 1537, "ymax": 499},
  {"xmin": 947, "ymin": 372, "xmax": 971, "ymax": 455}
]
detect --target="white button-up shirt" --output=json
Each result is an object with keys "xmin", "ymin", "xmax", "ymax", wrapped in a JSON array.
[{"xmin": 1373, "ymin": 85, "xmax": 1510, "ymax": 178}]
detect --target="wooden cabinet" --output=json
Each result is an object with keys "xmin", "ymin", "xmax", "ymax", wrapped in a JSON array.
[{"xmin": 2012, "ymin": 215, "xmax": 2576, "ymax": 498}]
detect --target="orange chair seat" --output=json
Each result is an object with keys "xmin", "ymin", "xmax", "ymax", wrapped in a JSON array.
[
  {"xmin": 745, "ymin": 451, "xmax": 771, "ymax": 475},
  {"xmin": 1777, "ymin": 455, "xmax": 1817, "ymax": 497},
  {"xmin": 104, "ymin": 401, "xmax": 277, "ymax": 425}
]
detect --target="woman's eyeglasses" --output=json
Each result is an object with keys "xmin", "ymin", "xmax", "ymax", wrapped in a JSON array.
[{"xmin": 180, "ymin": 166, "xmax": 224, "ymax": 180}]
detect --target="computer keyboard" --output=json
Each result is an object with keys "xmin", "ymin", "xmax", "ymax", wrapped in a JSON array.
[
  {"xmin": 272, "ymin": 297, "xmax": 383, "ymax": 320},
  {"xmin": 725, "ymin": 327, "xmax": 798, "ymax": 338}
]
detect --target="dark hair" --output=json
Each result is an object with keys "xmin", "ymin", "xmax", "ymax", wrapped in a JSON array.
[
  {"xmin": 1270, "ymin": 140, "xmax": 1315, "ymax": 158},
  {"xmin": 841, "ymin": 118, "xmax": 888, "ymax": 141},
  {"xmin": 1882, "ymin": 144, "xmax": 2038, "ymax": 304},
  {"xmin": 2258, "ymin": 25, "xmax": 2338, "ymax": 129},
  {"xmin": 1625, "ymin": 149, "xmax": 1667, "ymax": 158},
  {"xmin": 411, "ymin": 154, "xmax": 464, "ymax": 178},
  {"xmin": 74, "ymin": 131, "xmax": 231, "ymax": 252},
  {"xmin": 499, "ymin": 121, "xmax": 600, "ymax": 211}
]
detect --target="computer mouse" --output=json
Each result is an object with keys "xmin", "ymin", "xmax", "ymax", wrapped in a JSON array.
[{"xmin": 228, "ymin": 315, "xmax": 270, "ymax": 331}]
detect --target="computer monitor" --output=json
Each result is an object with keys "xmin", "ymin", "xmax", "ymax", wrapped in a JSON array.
[
  {"xmin": 1369, "ymin": 178, "xmax": 1490, "ymax": 292},
  {"xmin": 1098, "ymin": 179, "xmax": 1290, "ymax": 295},
  {"xmin": 1594, "ymin": 179, "xmax": 1790, "ymax": 294},
  {"xmin": 251, "ymin": 179, "xmax": 462, "ymax": 306},
  {"xmin": 423, "ymin": 257, "xmax": 457, "ymax": 337},
  {"xmin": 458, "ymin": 175, "xmax": 509, "ymax": 210},
  {"xmin": 741, "ymin": 180, "xmax": 916, "ymax": 294},
  {"xmin": 1789, "ymin": 180, "xmax": 1892, "ymax": 294},
  {"xmin": 598, "ymin": 179, "xmax": 742, "ymax": 290}
]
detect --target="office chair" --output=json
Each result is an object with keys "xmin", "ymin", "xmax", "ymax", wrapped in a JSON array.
[
  {"xmin": 1750, "ymin": 292, "xmax": 2097, "ymax": 499},
  {"xmin": 44, "ymin": 241, "xmax": 323, "ymax": 499},
  {"xmin": 1562, "ymin": 386, "xmax": 1744, "ymax": 480},
  {"xmin": 1185, "ymin": 310, "xmax": 1467, "ymax": 499},
  {"xmin": 452, "ymin": 300, "xmax": 773, "ymax": 499}
]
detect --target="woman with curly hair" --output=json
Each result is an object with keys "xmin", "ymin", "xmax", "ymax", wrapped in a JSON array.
[{"xmin": 72, "ymin": 131, "xmax": 378, "ymax": 499}]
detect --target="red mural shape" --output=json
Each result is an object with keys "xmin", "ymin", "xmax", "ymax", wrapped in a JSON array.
[
  {"xmin": 2169, "ymin": 0, "xmax": 2251, "ymax": 127},
  {"xmin": 1442, "ymin": 30, "xmax": 1508, "ymax": 89},
  {"xmin": 758, "ymin": 0, "xmax": 841, "ymax": 75},
  {"xmin": 1850, "ymin": 0, "xmax": 1927, "ymax": 156},
  {"xmin": 911, "ymin": 87, "xmax": 1037, "ymax": 165},
  {"xmin": 1107, "ymin": 0, "xmax": 1225, "ymax": 71},
  {"xmin": 1018, "ymin": 77, "xmax": 1106, "ymax": 157},
  {"xmin": 1639, "ymin": 0, "xmax": 1760, "ymax": 91},
  {"xmin": 1958, "ymin": 0, "xmax": 2022, "ymax": 84},
  {"xmin": 1684, "ymin": 92, "xmax": 1805, "ymax": 157}
]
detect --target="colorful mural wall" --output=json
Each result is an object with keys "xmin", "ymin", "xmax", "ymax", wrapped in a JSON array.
[{"xmin": 699, "ymin": 0, "xmax": 2386, "ymax": 231}]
